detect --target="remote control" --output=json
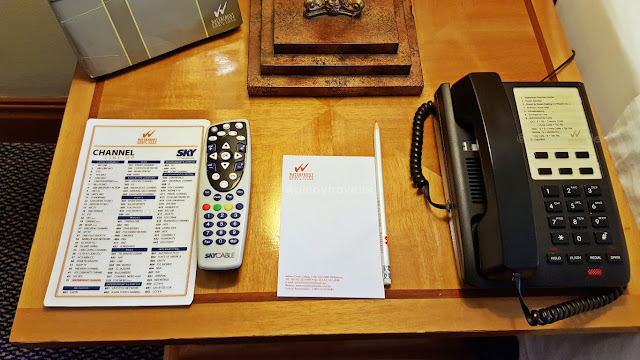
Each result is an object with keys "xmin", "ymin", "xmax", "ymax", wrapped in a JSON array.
[{"xmin": 197, "ymin": 119, "xmax": 251, "ymax": 270}]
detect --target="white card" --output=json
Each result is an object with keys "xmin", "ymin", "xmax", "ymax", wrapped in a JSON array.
[
  {"xmin": 44, "ymin": 119, "xmax": 209, "ymax": 307},
  {"xmin": 277, "ymin": 156, "xmax": 385, "ymax": 299}
]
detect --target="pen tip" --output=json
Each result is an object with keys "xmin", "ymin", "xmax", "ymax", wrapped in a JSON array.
[{"xmin": 374, "ymin": 122, "xmax": 379, "ymax": 130}]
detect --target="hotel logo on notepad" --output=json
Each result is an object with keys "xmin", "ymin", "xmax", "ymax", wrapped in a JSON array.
[
  {"xmin": 289, "ymin": 163, "xmax": 314, "ymax": 181},
  {"xmin": 138, "ymin": 130, "xmax": 157, "ymax": 144}
]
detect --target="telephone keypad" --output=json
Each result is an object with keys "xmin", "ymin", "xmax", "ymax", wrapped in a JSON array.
[{"xmin": 542, "ymin": 182, "xmax": 622, "ymax": 266}]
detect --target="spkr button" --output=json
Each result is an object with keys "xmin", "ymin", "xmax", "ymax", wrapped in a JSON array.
[{"xmin": 607, "ymin": 254, "xmax": 623, "ymax": 263}]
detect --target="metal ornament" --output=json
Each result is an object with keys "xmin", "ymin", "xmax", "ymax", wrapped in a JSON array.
[{"xmin": 303, "ymin": 0, "xmax": 365, "ymax": 19}]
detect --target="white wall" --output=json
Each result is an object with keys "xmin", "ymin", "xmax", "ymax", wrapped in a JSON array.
[
  {"xmin": 0, "ymin": 0, "xmax": 76, "ymax": 98},
  {"xmin": 556, "ymin": 0, "xmax": 640, "ymax": 135}
]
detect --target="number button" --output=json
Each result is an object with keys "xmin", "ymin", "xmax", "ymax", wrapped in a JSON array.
[
  {"xmin": 541, "ymin": 186, "xmax": 560, "ymax": 197},
  {"xmin": 545, "ymin": 201, "xmax": 562, "ymax": 213},
  {"xmin": 217, "ymin": 221, "xmax": 227, "ymax": 227},
  {"xmin": 594, "ymin": 231, "xmax": 611, "ymax": 244},
  {"xmin": 204, "ymin": 213, "xmax": 214, "ymax": 219},
  {"xmin": 548, "ymin": 216, "xmax": 566, "ymax": 228},
  {"xmin": 566, "ymin": 200, "xmax": 584, "ymax": 212},
  {"xmin": 563, "ymin": 185, "xmax": 580, "ymax": 197},
  {"xmin": 204, "ymin": 221, "xmax": 214, "ymax": 228},
  {"xmin": 591, "ymin": 216, "xmax": 609, "ymax": 227},
  {"xmin": 570, "ymin": 216, "xmax": 587, "ymax": 228},
  {"xmin": 216, "ymin": 229, "xmax": 226, "ymax": 236},
  {"xmin": 573, "ymin": 232, "xmax": 590, "ymax": 244},
  {"xmin": 203, "ymin": 230, "xmax": 213, "ymax": 237},
  {"xmin": 588, "ymin": 200, "xmax": 605, "ymax": 212},
  {"xmin": 216, "ymin": 238, "xmax": 226, "ymax": 245},
  {"xmin": 550, "ymin": 232, "xmax": 568, "ymax": 244},
  {"xmin": 230, "ymin": 221, "xmax": 240, "ymax": 227},
  {"xmin": 584, "ymin": 185, "xmax": 601, "ymax": 196}
]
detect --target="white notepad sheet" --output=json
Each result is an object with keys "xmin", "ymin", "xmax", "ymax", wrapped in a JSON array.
[{"xmin": 277, "ymin": 155, "xmax": 385, "ymax": 299}]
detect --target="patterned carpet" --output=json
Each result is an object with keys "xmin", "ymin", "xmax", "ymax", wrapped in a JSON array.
[{"xmin": 0, "ymin": 143, "xmax": 164, "ymax": 360}]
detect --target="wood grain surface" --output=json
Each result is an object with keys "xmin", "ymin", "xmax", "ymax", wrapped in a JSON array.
[{"xmin": 10, "ymin": 0, "xmax": 640, "ymax": 347}]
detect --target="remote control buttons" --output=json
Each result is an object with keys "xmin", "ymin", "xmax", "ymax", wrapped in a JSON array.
[
  {"xmin": 216, "ymin": 238, "xmax": 226, "ymax": 245},
  {"xmin": 221, "ymin": 152, "xmax": 231, "ymax": 160},
  {"xmin": 206, "ymin": 162, "xmax": 216, "ymax": 171},
  {"xmin": 222, "ymin": 142, "xmax": 231, "ymax": 150},
  {"xmin": 213, "ymin": 204, "xmax": 222, "ymax": 211},
  {"xmin": 235, "ymin": 122, "xmax": 244, "ymax": 129},
  {"xmin": 216, "ymin": 229, "xmax": 226, "ymax": 236},
  {"xmin": 217, "ymin": 221, "xmax": 227, "ymax": 227},
  {"xmin": 209, "ymin": 153, "xmax": 218, "ymax": 160},
  {"xmin": 234, "ymin": 152, "xmax": 243, "ymax": 160},
  {"xmin": 229, "ymin": 173, "xmax": 238, "ymax": 180},
  {"xmin": 237, "ymin": 189, "xmax": 244, "ymax": 196},
  {"xmin": 229, "ymin": 238, "xmax": 239, "ymax": 245},
  {"xmin": 203, "ymin": 189, "xmax": 211, "ymax": 196},
  {"xmin": 220, "ymin": 180, "xmax": 229, "ymax": 188},
  {"xmin": 236, "ymin": 203, "xmax": 244, "ymax": 210},
  {"xmin": 203, "ymin": 230, "xmax": 213, "ymax": 237},
  {"xmin": 231, "ymin": 212, "xmax": 241, "ymax": 219},
  {"xmin": 217, "ymin": 131, "xmax": 226, "ymax": 136},
  {"xmin": 229, "ymin": 131, "xmax": 237, "ymax": 136},
  {"xmin": 226, "ymin": 194, "xmax": 234, "ymax": 201},
  {"xmin": 204, "ymin": 221, "xmax": 214, "ymax": 228},
  {"xmin": 211, "ymin": 126, "xmax": 218, "ymax": 132},
  {"xmin": 203, "ymin": 239, "xmax": 213, "ymax": 246},
  {"xmin": 214, "ymin": 194, "xmax": 222, "ymax": 201},
  {"xmin": 231, "ymin": 221, "xmax": 240, "ymax": 227},
  {"xmin": 207, "ymin": 144, "xmax": 216, "ymax": 153},
  {"xmin": 221, "ymin": 162, "xmax": 230, "ymax": 170},
  {"xmin": 208, "ymin": 136, "xmax": 217, "ymax": 141},
  {"xmin": 225, "ymin": 204, "xmax": 233, "ymax": 211},
  {"xmin": 223, "ymin": 123, "xmax": 230, "ymax": 130},
  {"xmin": 202, "ymin": 204, "xmax": 211, "ymax": 211},
  {"xmin": 204, "ymin": 213, "xmax": 214, "ymax": 219},
  {"xmin": 234, "ymin": 161, "xmax": 244, "ymax": 171},
  {"xmin": 237, "ymin": 135, "xmax": 246, "ymax": 141},
  {"xmin": 217, "ymin": 212, "xmax": 227, "ymax": 219},
  {"xmin": 237, "ymin": 143, "xmax": 247, "ymax": 153},
  {"xmin": 230, "ymin": 229, "xmax": 240, "ymax": 236},
  {"xmin": 212, "ymin": 173, "xmax": 220, "ymax": 180}
]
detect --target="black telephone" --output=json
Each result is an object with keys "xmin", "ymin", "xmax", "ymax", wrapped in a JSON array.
[{"xmin": 411, "ymin": 72, "xmax": 630, "ymax": 326}]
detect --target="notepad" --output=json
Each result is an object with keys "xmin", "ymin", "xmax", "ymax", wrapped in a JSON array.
[{"xmin": 277, "ymin": 155, "xmax": 385, "ymax": 299}]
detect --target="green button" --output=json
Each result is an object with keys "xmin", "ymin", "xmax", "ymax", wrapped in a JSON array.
[{"xmin": 213, "ymin": 204, "xmax": 222, "ymax": 211}]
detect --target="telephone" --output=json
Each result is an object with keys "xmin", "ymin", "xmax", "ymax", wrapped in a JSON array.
[{"xmin": 411, "ymin": 72, "xmax": 630, "ymax": 326}]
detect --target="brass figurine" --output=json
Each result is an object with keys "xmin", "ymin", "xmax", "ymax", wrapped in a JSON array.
[{"xmin": 303, "ymin": 0, "xmax": 365, "ymax": 19}]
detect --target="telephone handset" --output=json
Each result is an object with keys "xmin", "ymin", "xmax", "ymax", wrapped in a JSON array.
[{"xmin": 411, "ymin": 72, "xmax": 630, "ymax": 326}]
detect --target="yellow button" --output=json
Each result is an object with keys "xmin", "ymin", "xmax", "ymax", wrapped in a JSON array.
[{"xmin": 224, "ymin": 204, "xmax": 233, "ymax": 211}]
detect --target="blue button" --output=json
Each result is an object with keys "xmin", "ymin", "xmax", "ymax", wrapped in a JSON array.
[
  {"xmin": 237, "ymin": 143, "xmax": 246, "ymax": 153},
  {"xmin": 207, "ymin": 144, "xmax": 216, "ymax": 153},
  {"xmin": 216, "ymin": 229, "xmax": 226, "ymax": 236},
  {"xmin": 231, "ymin": 212, "xmax": 241, "ymax": 219},
  {"xmin": 226, "ymin": 194, "xmax": 234, "ymax": 201},
  {"xmin": 216, "ymin": 238, "xmax": 226, "ymax": 245},
  {"xmin": 229, "ymin": 238, "xmax": 239, "ymax": 245},
  {"xmin": 202, "ymin": 239, "xmax": 213, "ymax": 246},
  {"xmin": 214, "ymin": 194, "xmax": 222, "ymax": 201},
  {"xmin": 204, "ymin": 221, "xmax": 214, "ymax": 228},
  {"xmin": 230, "ymin": 229, "xmax": 240, "ymax": 236},
  {"xmin": 230, "ymin": 221, "xmax": 240, "ymax": 227},
  {"xmin": 217, "ymin": 221, "xmax": 227, "ymax": 227},
  {"xmin": 236, "ymin": 203, "xmax": 244, "ymax": 210},
  {"xmin": 217, "ymin": 212, "xmax": 227, "ymax": 219},
  {"xmin": 203, "ymin": 230, "xmax": 213, "ymax": 237},
  {"xmin": 236, "ymin": 189, "xmax": 244, "ymax": 196},
  {"xmin": 203, "ymin": 189, "xmax": 211, "ymax": 196},
  {"xmin": 234, "ymin": 161, "xmax": 244, "ymax": 171},
  {"xmin": 206, "ymin": 162, "xmax": 216, "ymax": 171},
  {"xmin": 204, "ymin": 213, "xmax": 214, "ymax": 219}
]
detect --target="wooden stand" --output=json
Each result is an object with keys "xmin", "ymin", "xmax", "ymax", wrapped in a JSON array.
[{"xmin": 247, "ymin": 0, "xmax": 423, "ymax": 96}]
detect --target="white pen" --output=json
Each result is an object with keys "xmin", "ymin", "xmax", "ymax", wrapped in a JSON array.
[{"xmin": 374, "ymin": 122, "xmax": 391, "ymax": 286}]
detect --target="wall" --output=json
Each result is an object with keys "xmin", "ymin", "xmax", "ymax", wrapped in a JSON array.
[
  {"xmin": 0, "ymin": 0, "xmax": 76, "ymax": 98},
  {"xmin": 556, "ymin": 0, "xmax": 640, "ymax": 135}
]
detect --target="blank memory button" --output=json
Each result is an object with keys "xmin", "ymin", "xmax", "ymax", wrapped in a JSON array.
[
  {"xmin": 538, "ymin": 168, "xmax": 552, "ymax": 175},
  {"xmin": 576, "ymin": 151, "xmax": 590, "ymax": 158},
  {"xmin": 559, "ymin": 168, "xmax": 573, "ymax": 175},
  {"xmin": 555, "ymin": 152, "xmax": 569, "ymax": 159},
  {"xmin": 535, "ymin": 152, "xmax": 549, "ymax": 159},
  {"xmin": 579, "ymin": 167, "xmax": 594, "ymax": 175}
]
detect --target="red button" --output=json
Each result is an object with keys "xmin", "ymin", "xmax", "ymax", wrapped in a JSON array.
[
  {"xmin": 202, "ymin": 204, "xmax": 211, "ymax": 211},
  {"xmin": 588, "ymin": 268, "xmax": 603, "ymax": 276}
]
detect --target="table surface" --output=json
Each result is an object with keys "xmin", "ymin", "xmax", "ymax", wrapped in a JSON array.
[{"xmin": 11, "ymin": 0, "xmax": 640, "ymax": 346}]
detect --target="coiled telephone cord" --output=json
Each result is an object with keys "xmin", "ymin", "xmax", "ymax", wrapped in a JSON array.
[
  {"xmin": 512, "ymin": 273, "xmax": 626, "ymax": 326},
  {"xmin": 410, "ymin": 101, "xmax": 448, "ymax": 210}
]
